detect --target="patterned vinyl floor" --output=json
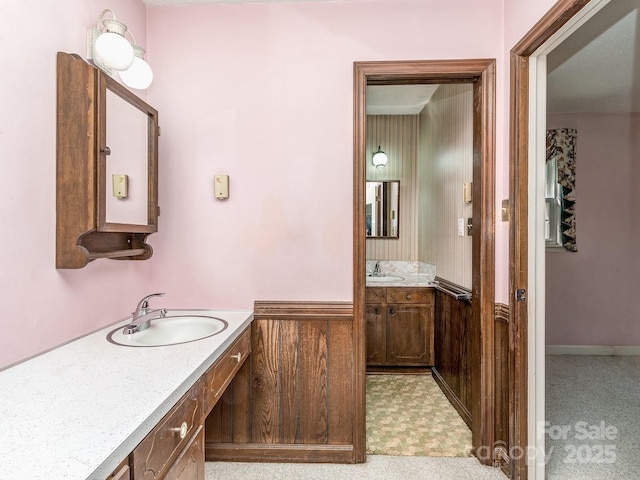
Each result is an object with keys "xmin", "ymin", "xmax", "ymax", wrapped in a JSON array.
[{"xmin": 366, "ymin": 374, "xmax": 473, "ymax": 457}]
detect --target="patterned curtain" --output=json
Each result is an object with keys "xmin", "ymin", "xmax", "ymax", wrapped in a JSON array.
[{"xmin": 546, "ymin": 128, "xmax": 577, "ymax": 252}]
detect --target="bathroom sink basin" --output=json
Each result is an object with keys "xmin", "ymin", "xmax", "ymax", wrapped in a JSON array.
[
  {"xmin": 367, "ymin": 275, "xmax": 404, "ymax": 282},
  {"xmin": 107, "ymin": 314, "xmax": 228, "ymax": 347}
]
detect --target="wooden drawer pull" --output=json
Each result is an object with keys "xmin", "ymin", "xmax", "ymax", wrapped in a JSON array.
[
  {"xmin": 170, "ymin": 421, "xmax": 188, "ymax": 439},
  {"xmin": 231, "ymin": 352, "xmax": 242, "ymax": 363},
  {"xmin": 406, "ymin": 294, "xmax": 412, "ymax": 300}
]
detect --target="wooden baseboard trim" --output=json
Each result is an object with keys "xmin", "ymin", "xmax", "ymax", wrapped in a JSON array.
[
  {"xmin": 546, "ymin": 345, "xmax": 640, "ymax": 356},
  {"xmin": 431, "ymin": 368, "xmax": 472, "ymax": 429},
  {"xmin": 366, "ymin": 366, "xmax": 432, "ymax": 374},
  {"xmin": 205, "ymin": 443, "xmax": 355, "ymax": 463}
]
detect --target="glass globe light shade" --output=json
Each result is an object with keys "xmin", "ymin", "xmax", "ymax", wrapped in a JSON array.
[
  {"xmin": 119, "ymin": 49, "xmax": 153, "ymax": 90},
  {"xmin": 372, "ymin": 147, "xmax": 388, "ymax": 169},
  {"xmin": 94, "ymin": 20, "xmax": 134, "ymax": 71}
]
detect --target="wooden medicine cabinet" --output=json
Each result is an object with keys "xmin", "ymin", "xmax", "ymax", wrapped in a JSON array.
[{"xmin": 56, "ymin": 52, "xmax": 159, "ymax": 269}]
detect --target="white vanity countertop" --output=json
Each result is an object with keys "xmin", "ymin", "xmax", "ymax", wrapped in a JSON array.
[
  {"xmin": 0, "ymin": 309, "xmax": 253, "ymax": 480},
  {"xmin": 365, "ymin": 273, "xmax": 435, "ymax": 287}
]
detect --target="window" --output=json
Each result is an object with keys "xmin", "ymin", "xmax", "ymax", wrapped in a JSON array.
[{"xmin": 545, "ymin": 156, "xmax": 562, "ymax": 247}]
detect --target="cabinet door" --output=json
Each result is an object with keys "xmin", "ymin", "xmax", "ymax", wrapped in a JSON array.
[
  {"xmin": 365, "ymin": 304, "xmax": 386, "ymax": 365},
  {"xmin": 164, "ymin": 426, "xmax": 204, "ymax": 480},
  {"xmin": 386, "ymin": 305, "xmax": 433, "ymax": 365}
]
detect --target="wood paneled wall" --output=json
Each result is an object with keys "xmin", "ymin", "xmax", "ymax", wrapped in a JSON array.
[
  {"xmin": 205, "ymin": 301, "xmax": 355, "ymax": 463},
  {"xmin": 432, "ymin": 282, "xmax": 474, "ymax": 427},
  {"xmin": 432, "ymin": 290, "xmax": 511, "ymax": 474},
  {"xmin": 494, "ymin": 303, "xmax": 511, "ymax": 475},
  {"xmin": 418, "ymin": 84, "xmax": 473, "ymax": 289},
  {"xmin": 365, "ymin": 115, "xmax": 418, "ymax": 261}
]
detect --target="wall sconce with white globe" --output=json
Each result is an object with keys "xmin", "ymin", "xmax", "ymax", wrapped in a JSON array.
[
  {"xmin": 87, "ymin": 9, "xmax": 153, "ymax": 90},
  {"xmin": 372, "ymin": 146, "xmax": 388, "ymax": 169}
]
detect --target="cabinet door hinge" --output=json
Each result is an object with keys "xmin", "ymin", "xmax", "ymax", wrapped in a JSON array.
[{"xmin": 516, "ymin": 288, "xmax": 526, "ymax": 302}]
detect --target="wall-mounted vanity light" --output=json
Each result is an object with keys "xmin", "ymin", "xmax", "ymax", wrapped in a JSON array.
[
  {"xmin": 372, "ymin": 146, "xmax": 388, "ymax": 169},
  {"xmin": 87, "ymin": 9, "xmax": 153, "ymax": 90}
]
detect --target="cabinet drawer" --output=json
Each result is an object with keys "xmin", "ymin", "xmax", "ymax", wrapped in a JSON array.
[
  {"xmin": 204, "ymin": 327, "xmax": 251, "ymax": 414},
  {"xmin": 386, "ymin": 287, "xmax": 433, "ymax": 305},
  {"xmin": 132, "ymin": 380, "xmax": 203, "ymax": 480},
  {"xmin": 365, "ymin": 287, "xmax": 385, "ymax": 304},
  {"xmin": 163, "ymin": 425, "xmax": 204, "ymax": 480}
]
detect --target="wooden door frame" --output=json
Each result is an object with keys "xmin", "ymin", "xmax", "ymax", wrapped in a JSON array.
[
  {"xmin": 353, "ymin": 59, "xmax": 496, "ymax": 463},
  {"xmin": 509, "ymin": 1, "xmax": 591, "ymax": 479}
]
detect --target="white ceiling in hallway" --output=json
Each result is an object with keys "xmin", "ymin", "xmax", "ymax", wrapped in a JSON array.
[{"xmin": 547, "ymin": 0, "xmax": 640, "ymax": 113}]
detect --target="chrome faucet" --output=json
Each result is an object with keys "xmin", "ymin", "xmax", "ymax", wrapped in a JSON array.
[
  {"xmin": 122, "ymin": 293, "xmax": 167, "ymax": 335},
  {"xmin": 372, "ymin": 262, "xmax": 382, "ymax": 277}
]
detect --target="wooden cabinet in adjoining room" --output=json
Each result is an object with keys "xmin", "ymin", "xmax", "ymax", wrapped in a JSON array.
[{"xmin": 365, "ymin": 286, "xmax": 434, "ymax": 367}]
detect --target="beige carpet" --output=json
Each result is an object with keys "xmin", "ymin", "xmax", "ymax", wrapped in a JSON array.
[{"xmin": 366, "ymin": 374, "xmax": 472, "ymax": 457}]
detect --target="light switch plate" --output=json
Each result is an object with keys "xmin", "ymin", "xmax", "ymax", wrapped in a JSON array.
[
  {"xmin": 501, "ymin": 199, "xmax": 510, "ymax": 222},
  {"xmin": 463, "ymin": 182, "xmax": 472, "ymax": 203},
  {"xmin": 457, "ymin": 218, "xmax": 465, "ymax": 237},
  {"xmin": 214, "ymin": 174, "xmax": 229, "ymax": 199},
  {"xmin": 112, "ymin": 174, "xmax": 128, "ymax": 199}
]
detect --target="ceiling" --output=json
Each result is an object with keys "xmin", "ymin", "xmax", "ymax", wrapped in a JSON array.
[
  {"xmin": 143, "ymin": 0, "xmax": 640, "ymax": 114},
  {"xmin": 547, "ymin": 0, "xmax": 640, "ymax": 113},
  {"xmin": 143, "ymin": 0, "xmax": 332, "ymax": 4},
  {"xmin": 366, "ymin": 85, "xmax": 438, "ymax": 115}
]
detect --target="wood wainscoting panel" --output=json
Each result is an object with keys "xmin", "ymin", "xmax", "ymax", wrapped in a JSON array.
[
  {"xmin": 432, "ymin": 284, "xmax": 473, "ymax": 428},
  {"xmin": 205, "ymin": 301, "xmax": 355, "ymax": 463},
  {"xmin": 494, "ymin": 302, "xmax": 510, "ymax": 476}
]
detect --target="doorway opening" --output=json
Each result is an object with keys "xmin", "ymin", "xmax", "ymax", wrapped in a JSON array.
[
  {"xmin": 353, "ymin": 60, "xmax": 496, "ymax": 464},
  {"xmin": 507, "ymin": 0, "xmax": 634, "ymax": 479}
]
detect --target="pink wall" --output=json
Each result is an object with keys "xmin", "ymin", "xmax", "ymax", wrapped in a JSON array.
[
  {"xmin": 145, "ymin": 0, "xmax": 505, "ymax": 305},
  {"xmin": 0, "ymin": 0, "xmax": 562, "ymax": 369},
  {"xmin": 546, "ymin": 113, "xmax": 640, "ymax": 346},
  {"xmin": 0, "ymin": 0, "xmax": 152, "ymax": 369}
]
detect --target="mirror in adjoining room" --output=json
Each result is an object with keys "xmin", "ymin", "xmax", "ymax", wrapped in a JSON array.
[{"xmin": 366, "ymin": 181, "xmax": 400, "ymax": 238}]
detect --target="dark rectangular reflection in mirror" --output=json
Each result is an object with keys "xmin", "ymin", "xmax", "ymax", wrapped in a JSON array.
[{"xmin": 366, "ymin": 181, "xmax": 399, "ymax": 238}]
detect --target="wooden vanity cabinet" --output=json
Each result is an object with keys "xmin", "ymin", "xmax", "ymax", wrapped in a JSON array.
[
  {"xmin": 129, "ymin": 326, "xmax": 251, "ymax": 480},
  {"xmin": 162, "ymin": 426, "xmax": 205, "ymax": 480},
  {"xmin": 366, "ymin": 287, "xmax": 434, "ymax": 367},
  {"xmin": 130, "ymin": 379, "xmax": 204, "ymax": 480}
]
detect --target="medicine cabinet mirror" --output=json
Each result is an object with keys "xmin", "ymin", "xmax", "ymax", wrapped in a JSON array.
[
  {"xmin": 56, "ymin": 52, "xmax": 159, "ymax": 269},
  {"xmin": 365, "ymin": 181, "xmax": 400, "ymax": 238}
]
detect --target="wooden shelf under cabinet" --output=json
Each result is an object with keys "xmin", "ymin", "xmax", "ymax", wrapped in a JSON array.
[{"xmin": 366, "ymin": 286, "xmax": 434, "ymax": 367}]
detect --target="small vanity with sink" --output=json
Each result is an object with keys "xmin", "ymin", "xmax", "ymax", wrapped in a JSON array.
[
  {"xmin": 365, "ymin": 261, "xmax": 436, "ymax": 369},
  {"xmin": 0, "ymin": 303, "xmax": 253, "ymax": 480}
]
